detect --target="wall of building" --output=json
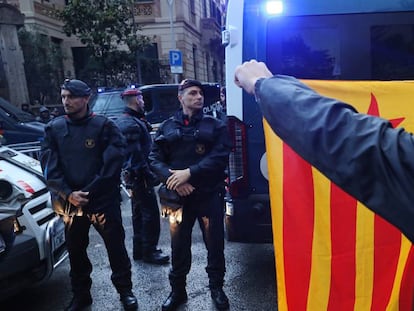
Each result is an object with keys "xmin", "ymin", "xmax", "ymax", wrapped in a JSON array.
[
  {"xmin": 136, "ymin": 0, "xmax": 224, "ymax": 84},
  {"xmin": 0, "ymin": 3, "xmax": 29, "ymax": 106},
  {"xmin": 1, "ymin": 0, "xmax": 225, "ymax": 104}
]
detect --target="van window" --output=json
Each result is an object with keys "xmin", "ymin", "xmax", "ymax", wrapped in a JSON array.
[
  {"xmin": 157, "ymin": 90, "xmax": 180, "ymax": 114},
  {"xmin": 142, "ymin": 92, "xmax": 152, "ymax": 113}
]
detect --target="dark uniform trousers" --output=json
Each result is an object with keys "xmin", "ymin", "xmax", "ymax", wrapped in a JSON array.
[
  {"xmin": 169, "ymin": 189, "xmax": 225, "ymax": 290},
  {"xmin": 131, "ymin": 179, "xmax": 161, "ymax": 254},
  {"xmin": 65, "ymin": 207, "xmax": 132, "ymax": 296}
]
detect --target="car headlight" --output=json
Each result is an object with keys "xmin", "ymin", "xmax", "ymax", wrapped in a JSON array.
[{"xmin": 0, "ymin": 179, "xmax": 13, "ymax": 200}]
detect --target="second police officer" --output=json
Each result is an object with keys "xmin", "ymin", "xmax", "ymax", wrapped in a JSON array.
[
  {"xmin": 149, "ymin": 79, "xmax": 232, "ymax": 311},
  {"xmin": 115, "ymin": 87, "xmax": 170, "ymax": 265}
]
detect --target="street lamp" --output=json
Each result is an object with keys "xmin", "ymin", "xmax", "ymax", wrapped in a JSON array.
[
  {"xmin": 167, "ymin": 0, "xmax": 176, "ymax": 50},
  {"xmin": 167, "ymin": 0, "xmax": 180, "ymax": 83}
]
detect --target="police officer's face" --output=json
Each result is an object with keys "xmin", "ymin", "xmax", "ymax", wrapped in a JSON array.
[
  {"xmin": 137, "ymin": 94, "xmax": 145, "ymax": 111},
  {"xmin": 61, "ymin": 90, "xmax": 89, "ymax": 118},
  {"xmin": 179, "ymin": 86, "xmax": 204, "ymax": 116}
]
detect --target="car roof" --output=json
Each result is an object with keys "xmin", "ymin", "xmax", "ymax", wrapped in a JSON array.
[{"xmin": 0, "ymin": 97, "xmax": 36, "ymax": 122}]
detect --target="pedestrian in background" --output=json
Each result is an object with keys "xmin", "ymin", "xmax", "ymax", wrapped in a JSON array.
[
  {"xmin": 21, "ymin": 103, "xmax": 34, "ymax": 115},
  {"xmin": 115, "ymin": 87, "xmax": 169, "ymax": 265},
  {"xmin": 36, "ymin": 106, "xmax": 53, "ymax": 123},
  {"xmin": 40, "ymin": 79, "xmax": 138, "ymax": 311},
  {"xmin": 51, "ymin": 107, "xmax": 61, "ymax": 118},
  {"xmin": 150, "ymin": 79, "xmax": 232, "ymax": 311},
  {"xmin": 219, "ymin": 86, "xmax": 226, "ymax": 114}
]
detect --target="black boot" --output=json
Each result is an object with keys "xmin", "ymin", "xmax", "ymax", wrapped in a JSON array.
[
  {"xmin": 161, "ymin": 289, "xmax": 187, "ymax": 311},
  {"xmin": 210, "ymin": 287, "xmax": 229, "ymax": 310},
  {"xmin": 65, "ymin": 293, "xmax": 92, "ymax": 311},
  {"xmin": 133, "ymin": 249, "xmax": 142, "ymax": 260},
  {"xmin": 120, "ymin": 290, "xmax": 138, "ymax": 310},
  {"xmin": 143, "ymin": 249, "xmax": 169, "ymax": 265},
  {"xmin": 133, "ymin": 243, "xmax": 142, "ymax": 260}
]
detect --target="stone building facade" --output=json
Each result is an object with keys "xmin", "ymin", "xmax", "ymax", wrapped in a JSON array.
[
  {"xmin": 0, "ymin": 3, "xmax": 29, "ymax": 106},
  {"xmin": 0, "ymin": 0, "xmax": 225, "ymax": 106}
]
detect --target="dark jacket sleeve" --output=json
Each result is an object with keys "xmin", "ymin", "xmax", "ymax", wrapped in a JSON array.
[
  {"xmin": 40, "ymin": 124, "xmax": 72, "ymax": 201},
  {"xmin": 149, "ymin": 125, "xmax": 173, "ymax": 183},
  {"xmin": 255, "ymin": 75, "xmax": 414, "ymax": 242}
]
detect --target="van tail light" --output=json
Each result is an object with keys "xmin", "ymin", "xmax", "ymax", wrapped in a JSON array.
[{"xmin": 227, "ymin": 116, "xmax": 248, "ymax": 198}]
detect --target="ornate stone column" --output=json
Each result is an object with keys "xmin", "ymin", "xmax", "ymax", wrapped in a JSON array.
[{"xmin": 0, "ymin": 3, "xmax": 29, "ymax": 107}]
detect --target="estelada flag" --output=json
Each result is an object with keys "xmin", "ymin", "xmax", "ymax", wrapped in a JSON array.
[{"xmin": 264, "ymin": 80, "xmax": 414, "ymax": 311}]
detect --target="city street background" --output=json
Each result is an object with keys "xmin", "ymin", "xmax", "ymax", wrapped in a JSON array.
[{"xmin": 3, "ymin": 198, "xmax": 277, "ymax": 311}]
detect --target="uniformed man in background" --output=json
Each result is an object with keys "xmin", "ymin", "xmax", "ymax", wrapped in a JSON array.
[{"xmin": 115, "ymin": 87, "xmax": 169, "ymax": 265}]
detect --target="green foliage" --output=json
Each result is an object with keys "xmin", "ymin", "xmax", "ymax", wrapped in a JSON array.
[
  {"xmin": 18, "ymin": 28, "xmax": 64, "ymax": 106},
  {"xmin": 59, "ymin": 0, "xmax": 153, "ymax": 85}
]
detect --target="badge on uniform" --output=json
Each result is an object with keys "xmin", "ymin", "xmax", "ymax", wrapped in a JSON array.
[
  {"xmin": 85, "ymin": 138, "xmax": 95, "ymax": 148},
  {"xmin": 195, "ymin": 143, "xmax": 205, "ymax": 155}
]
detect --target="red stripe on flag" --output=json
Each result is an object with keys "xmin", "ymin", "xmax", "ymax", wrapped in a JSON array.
[
  {"xmin": 283, "ymin": 144, "xmax": 314, "ymax": 310},
  {"xmin": 328, "ymin": 184, "xmax": 357, "ymax": 311},
  {"xmin": 371, "ymin": 216, "xmax": 401, "ymax": 310},
  {"xmin": 399, "ymin": 245, "xmax": 414, "ymax": 311}
]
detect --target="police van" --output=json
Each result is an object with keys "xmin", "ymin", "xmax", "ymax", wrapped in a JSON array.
[
  {"xmin": 90, "ymin": 83, "xmax": 222, "ymax": 129},
  {"xmin": 0, "ymin": 143, "xmax": 67, "ymax": 299},
  {"xmin": 223, "ymin": 0, "xmax": 414, "ymax": 242}
]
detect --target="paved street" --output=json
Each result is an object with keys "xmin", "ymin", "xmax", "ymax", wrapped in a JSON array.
[{"xmin": 2, "ymin": 199, "xmax": 277, "ymax": 311}]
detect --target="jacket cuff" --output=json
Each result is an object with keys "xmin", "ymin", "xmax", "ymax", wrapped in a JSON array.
[{"xmin": 189, "ymin": 165, "xmax": 200, "ymax": 178}]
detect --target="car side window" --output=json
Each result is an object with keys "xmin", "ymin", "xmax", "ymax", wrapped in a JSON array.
[
  {"xmin": 158, "ymin": 90, "xmax": 180, "ymax": 114},
  {"xmin": 143, "ymin": 92, "xmax": 153, "ymax": 113}
]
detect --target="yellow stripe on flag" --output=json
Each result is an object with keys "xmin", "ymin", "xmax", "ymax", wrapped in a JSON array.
[
  {"xmin": 307, "ymin": 168, "xmax": 331, "ymax": 310},
  {"xmin": 355, "ymin": 202, "xmax": 374, "ymax": 310},
  {"xmin": 264, "ymin": 121, "xmax": 287, "ymax": 311}
]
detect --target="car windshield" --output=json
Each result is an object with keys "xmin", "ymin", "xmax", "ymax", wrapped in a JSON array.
[{"xmin": 90, "ymin": 92, "xmax": 125, "ymax": 116}]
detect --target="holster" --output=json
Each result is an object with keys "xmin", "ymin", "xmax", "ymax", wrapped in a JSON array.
[{"xmin": 157, "ymin": 184, "xmax": 183, "ymax": 211}]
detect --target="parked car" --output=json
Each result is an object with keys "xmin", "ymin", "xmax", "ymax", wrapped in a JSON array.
[
  {"xmin": 0, "ymin": 98, "xmax": 45, "ymax": 145},
  {"xmin": 0, "ymin": 143, "xmax": 68, "ymax": 299},
  {"xmin": 89, "ymin": 83, "xmax": 222, "ymax": 127}
]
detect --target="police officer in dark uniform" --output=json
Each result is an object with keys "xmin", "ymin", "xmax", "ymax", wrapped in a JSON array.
[
  {"xmin": 149, "ymin": 79, "xmax": 232, "ymax": 311},
  {"xmin": 40, "ymin": 79, "xmax": 138, "ymax": 311},
  {"xmin": 115, "ymin": 87, "xmax": 169, "ymax": 265}
]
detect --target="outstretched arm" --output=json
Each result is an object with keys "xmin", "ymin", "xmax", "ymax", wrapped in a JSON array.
[{"xmin": 234, "ymin": 60, "xmax": 414, "ymax": 242}]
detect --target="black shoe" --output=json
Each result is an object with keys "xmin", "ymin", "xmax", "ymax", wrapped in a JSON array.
[
  {"xmin": 210, "ymin": 288, "xmax": 229, "ymax": 310},
  {"xmin": 120, "ymin": 291, "xmax": 138, "ymax": 310},
  {"xmin": 65, "ymin": 294, "xmax": 92, "ymax": 311},
  {"xmin": 143, "ymin": 249, "xmax": 169, "ymax": 265},
  {"xmin": 161, "ymin": 290, "xmax": 188, "ymax": 311}
]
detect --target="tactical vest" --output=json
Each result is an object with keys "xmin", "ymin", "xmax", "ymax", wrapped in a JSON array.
[
  {"xmin": 49, "ymin": 115, "xmax": 107, "ymax": 189},
  {"xmin": 154, "ymin": 115, "xmax": 219, "ymax": 169}
]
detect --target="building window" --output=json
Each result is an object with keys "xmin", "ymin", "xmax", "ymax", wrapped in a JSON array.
[
  {"xmin": 202, "ymin": 0, "xmax": 207, "ymax": 18},
  {"xmin": 206, "ymin": 53, "xmax": 210, "ymax": 81},
  {"xmin": 190, "ymin": 0, "xmax": 196, "ymax": 24}
]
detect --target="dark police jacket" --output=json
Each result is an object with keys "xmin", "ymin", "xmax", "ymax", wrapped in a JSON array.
[
  {"xmin": 255, "ymin": 75, "xmax": 414, "ymax": 242},
  {"xmin": 40, "ymin": 113, "xmax": 126, "ymax": 213},
  {"xmin": 115, "ymin": 107, "xmax": 157, "ymax": 185},
  {"xmin": 149, "ymin": 109, "xmax": 231, "ymax": 193}
]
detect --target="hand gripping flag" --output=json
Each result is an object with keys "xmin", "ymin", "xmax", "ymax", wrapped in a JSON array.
[{"xmin": 264, "ymin": 80, "xmax": 414, "ymax": 311}]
